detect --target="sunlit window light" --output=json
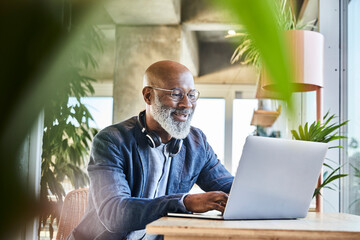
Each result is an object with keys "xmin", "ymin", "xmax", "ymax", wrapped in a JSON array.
[{"xmin": 227, "ymin": 29, "xmax": 236, "ymax": 35}]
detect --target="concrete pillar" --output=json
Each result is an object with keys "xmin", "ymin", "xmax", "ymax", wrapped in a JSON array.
[{"xmin": 113, "ymin": 26, "xmax": 181, "ymax": 123}]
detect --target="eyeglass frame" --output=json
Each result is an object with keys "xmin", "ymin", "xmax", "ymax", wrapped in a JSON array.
[{"xmin": 146, "ymin": 86, "xmax": 200, "ymax": 103}]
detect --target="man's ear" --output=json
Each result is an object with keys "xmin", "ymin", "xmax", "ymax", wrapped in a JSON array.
[{"xmin": 142, "ymin": 87, "xmax": 152, "ymax": 105}]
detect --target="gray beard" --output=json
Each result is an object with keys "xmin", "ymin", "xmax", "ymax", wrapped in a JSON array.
[{"xmin": 151, "ymin": 95, "xmax": 194, "ymax": 139}]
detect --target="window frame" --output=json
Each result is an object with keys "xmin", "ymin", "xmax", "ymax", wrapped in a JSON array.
[{"xmin": 195, "ymin": 84, "xmax": 256, "ymax": 173}]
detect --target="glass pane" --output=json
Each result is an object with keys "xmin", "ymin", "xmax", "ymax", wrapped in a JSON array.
[
  {"xmin": 192, "ymin": 98, "xmax": 225, "ymax": 163},
  {"xmin": 347, "ymin": 0, "xmax": 360, "ymax": 215},
  {"xmin": 68, "ymin": 97, "xmax": 113, "ymax": 130},
  {"xmin": 232, "ymin": 99, "xmax": 258, "ymax": 175}
]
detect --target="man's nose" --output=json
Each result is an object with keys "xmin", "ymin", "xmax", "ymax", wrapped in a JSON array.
[{"xmin": 178, "ymin": 94, "xmax": 193, "ymax": 108}]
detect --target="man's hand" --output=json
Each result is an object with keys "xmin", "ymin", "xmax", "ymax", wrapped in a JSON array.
[{"xmin": 183, "ymin": 191, "xmax": 229, "ymax": 213}]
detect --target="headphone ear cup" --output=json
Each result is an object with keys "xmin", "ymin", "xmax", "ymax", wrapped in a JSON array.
[
  {"xmin": 168, "ymin": 139, "xmax": 183, "ymax": 157},
  {"xmin": 146, "ymin": 132, "xmax": 161, "ymax": 148}
]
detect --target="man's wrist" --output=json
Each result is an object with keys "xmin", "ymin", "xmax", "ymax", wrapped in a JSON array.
[{"xmin": 180, "ymin": 193, "xmax": 191, "ymax": 212}]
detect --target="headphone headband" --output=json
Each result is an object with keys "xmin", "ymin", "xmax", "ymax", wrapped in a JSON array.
[{"xmin": 138, "ymin": 110, "xmax": 161, "ymax": 148}]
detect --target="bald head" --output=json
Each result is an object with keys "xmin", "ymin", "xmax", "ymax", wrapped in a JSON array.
[{"xmin": 143, "ymin": 60, "xmax": 193, "ymax": 88}]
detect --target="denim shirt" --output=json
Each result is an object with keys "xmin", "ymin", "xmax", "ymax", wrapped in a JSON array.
[{"xmin": 68, "ymin": 116, "xmax": 233, "ymax": 240}]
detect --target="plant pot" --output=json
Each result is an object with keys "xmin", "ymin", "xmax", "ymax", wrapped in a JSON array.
[{"xmin": 261, "ymin": 29, "xmax": 324, "ymax": 92}]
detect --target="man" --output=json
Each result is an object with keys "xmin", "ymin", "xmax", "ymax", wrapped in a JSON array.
[{"xmin": 68, "ymin": 60, "xmax": 233, "ymax": 240}]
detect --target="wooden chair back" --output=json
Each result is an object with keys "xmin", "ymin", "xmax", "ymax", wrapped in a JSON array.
[{"xmin": 56, "ymin": 188, "xmax": 89, "ymax": 240}]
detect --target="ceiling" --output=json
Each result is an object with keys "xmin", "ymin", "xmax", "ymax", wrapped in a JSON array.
[
  {"xmin": 99, "ymin": 0, "xmax": 317, "ymax": 38},
  {"xmin": 104, "ymin": 0, "xmax": 180, "ymax": 25},
  {"xmin": 91, "ymin": 0, "xmax": 318, "ymax": 83}
]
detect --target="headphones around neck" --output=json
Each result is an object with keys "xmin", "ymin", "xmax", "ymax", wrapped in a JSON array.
[{"xmin": 137, "ymin": 110, "xmax": 183, "ymax": 157}]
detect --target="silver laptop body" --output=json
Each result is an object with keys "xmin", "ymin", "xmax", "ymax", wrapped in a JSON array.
[{"xmin": 169, "ymin": 136, "xmax": 328, "ymax": 220}]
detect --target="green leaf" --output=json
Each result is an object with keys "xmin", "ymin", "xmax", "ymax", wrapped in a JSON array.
[
  {"xmin": 323, "ymin": 163, "xmax": 334, "ymax": 170},
  {"xmin": 323, "ymin": 174, "xmax": 348, "ymax": 186},
  {"xmin": 291, "ymin": 130, "xmax": 300, "ymax": 140},
  {"xmin": 323, "ymin": 113, "xmax": 334, "ymax": 126},
  {"xmin": 298, "ymin": 125, "xmax": 305, "ymax": 140},
  {"xmin": 323, "ymin": 186, "xmax": 336, "ymax": 191},
  {"xmin": 329, "ymin": 146, "xmax": 343, "ymax": 149},
  {"xmin": 304, "ymin": 122, "xmax": 309, "ymax": 140}
]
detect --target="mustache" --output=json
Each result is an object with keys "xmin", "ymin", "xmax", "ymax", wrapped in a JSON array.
[{"xmin": 171, "ymin": 108, "xmax": 193, "ymax": 115}]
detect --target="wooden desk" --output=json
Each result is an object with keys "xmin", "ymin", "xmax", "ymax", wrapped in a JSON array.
[{"xmin": 146, "ymin": 212, "xmax": 360, "ymax": 240}]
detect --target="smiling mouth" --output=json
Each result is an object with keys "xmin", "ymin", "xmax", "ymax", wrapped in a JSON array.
[{"xmin": 172, "ymin": 112, "xmax": 189, "ymax": 122}]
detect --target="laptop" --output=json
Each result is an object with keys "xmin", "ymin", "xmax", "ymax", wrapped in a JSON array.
[{"xmin": 168, "ymin": 136, "xmax": 328, "ymax": 220}]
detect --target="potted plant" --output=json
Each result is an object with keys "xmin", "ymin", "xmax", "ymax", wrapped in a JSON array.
[
  {"xmin": 226, "ymin": 0, "xmax": 316, "ymax": 70},
  {"xmin": 39, "ymin": 25, "xmax": 103, "ymax": 239},
  {"xmin": 291, "ymin": 112, "xmax": 348, "ymax": 198}
]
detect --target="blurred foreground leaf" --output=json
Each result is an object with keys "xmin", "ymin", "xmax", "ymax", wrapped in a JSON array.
[
  {"xmin": 0, "ymin": 0, "xmax": 100, "ymax": 237},
  {"xmin": 214, "ymin": 0, "xmax": 294, "ymax": 108}
]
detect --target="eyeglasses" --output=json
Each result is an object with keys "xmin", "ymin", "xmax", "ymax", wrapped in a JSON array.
[{"xmin": 147, "ymin": 86, "xmax": 200, "ymax": 103}]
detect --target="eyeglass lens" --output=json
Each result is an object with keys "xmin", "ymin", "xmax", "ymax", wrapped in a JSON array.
[{"xmin": 171, "ymin": 89, "xmax": 199, "ymax": 102}]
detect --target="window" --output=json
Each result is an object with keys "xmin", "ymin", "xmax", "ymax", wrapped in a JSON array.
[
  {"xmin": 191, "ymin": 84, "xmax": 257, "ymax": 174},
  {"xmin": 191, "ymin": 98, "xmax": 225, "ymax": 163},
  {"xmin": 68, "ymin": 97, "xmax": 113, "ymax": 130},
  {"xmin": 232, "ymin": 99, "xmax": 257, "ymax": 175},
  {"xmin": 346, "ymin": 0, "xmax": 360, "ymax": 215}
]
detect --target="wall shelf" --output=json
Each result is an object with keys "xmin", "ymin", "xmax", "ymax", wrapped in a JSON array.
[{"xmin": 250, "ymin": 106, "xmax": 281, "ymax": 127}]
